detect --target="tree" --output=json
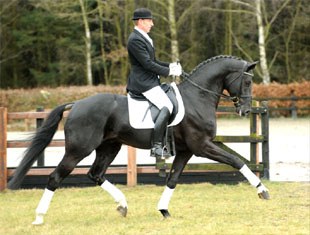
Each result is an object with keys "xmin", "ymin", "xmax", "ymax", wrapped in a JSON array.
[
  {"xmin": 255, "ymin": 0, "xmax": 270, "ymax": 84},
  {"xmin": 282, "ymin": 0, "xmax": 301, "ymax": 83},
  {"xmin": 167, "ymin": 0, "xmax": 180, "ymax": 62},
  {"xmin": 78, "ymin": 0, "xmax": 93, "ymax": 85},
  {"xmin": 0, "ymin": 0, "xmax": 308, "ymax": 88}
]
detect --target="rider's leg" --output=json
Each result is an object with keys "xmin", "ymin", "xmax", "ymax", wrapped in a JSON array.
[
  {"xmin": 152, "ymin": 107, "xmax": 171, "ymax": 157},
  {"xmin": 143, "ymin": 86, "xmax": 173, "ymax": 158}
]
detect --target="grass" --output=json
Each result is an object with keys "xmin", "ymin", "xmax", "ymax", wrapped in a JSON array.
[{"xmin": 0, "ymin": 181, "xmax": 309, "ymax": 235}]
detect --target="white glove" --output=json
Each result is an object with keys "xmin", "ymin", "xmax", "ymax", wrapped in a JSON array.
[{"xmin": 169, "ymin": 62, "xmax": 182, "ymax": 76}]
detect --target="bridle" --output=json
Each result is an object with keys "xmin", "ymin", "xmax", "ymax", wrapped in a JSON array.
[{"xmin": 180, "ymin": 68, "xmax": 253, "ymax": 107}]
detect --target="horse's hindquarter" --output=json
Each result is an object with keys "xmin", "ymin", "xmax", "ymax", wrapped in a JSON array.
[
  {"xmin": 65, "ymin": 93, "xmax": 152, "ymax": 150},
  {"xmin": 65, "ymin": 94, "xmax": 121, "ymax": 153}
]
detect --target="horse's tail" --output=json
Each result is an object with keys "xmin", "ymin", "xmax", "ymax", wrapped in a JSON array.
[{"xmin": 8, "ymin": 103, "xmax": 74, "ymax": 190}]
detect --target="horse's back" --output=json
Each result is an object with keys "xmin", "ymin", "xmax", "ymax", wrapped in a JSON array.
[{"xmin": 69, "ymin": 93, "xmax": 124, "ymax": 115}]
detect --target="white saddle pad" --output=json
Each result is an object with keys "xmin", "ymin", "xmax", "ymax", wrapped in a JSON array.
[{"xmin": 128, "ymin": 82, "xmax": 185, "ymax": 129}]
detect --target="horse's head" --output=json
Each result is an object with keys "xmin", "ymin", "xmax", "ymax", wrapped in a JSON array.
[{"xmin": 224, "ymin": 61, "xmax": 258, "ymax": 116}]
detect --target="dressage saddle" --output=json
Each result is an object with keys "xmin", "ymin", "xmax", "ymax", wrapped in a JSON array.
[{"xmin": 128, "ymin": 84, "xmax": 178, "ymax": 158}]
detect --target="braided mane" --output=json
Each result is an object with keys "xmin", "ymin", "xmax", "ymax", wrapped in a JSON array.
[{"xmin": 189, "ymin": 55, "xmax": 242, "ymax": 76}]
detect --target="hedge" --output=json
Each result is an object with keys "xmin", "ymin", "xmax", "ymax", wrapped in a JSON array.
[{"xmin": 1, "ymin": 81, "xmax": 309, "ymax": 116}]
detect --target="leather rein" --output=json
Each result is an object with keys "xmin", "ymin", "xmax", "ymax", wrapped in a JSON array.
[{"xmin": 180, "ymin": 69, "xmax": 253, "ymax": 107}]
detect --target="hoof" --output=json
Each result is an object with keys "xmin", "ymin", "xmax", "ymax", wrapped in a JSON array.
[
  {"xmin": 117, "ymin": 205, "xmax": 127, "ymax": 217},
  {"xmin": 32, "ymin": 214, "xmax": 44, "ymax": 225},
  {"xmin": 258, "ymin": 190, "xmax": 270, "ymax": 200},
  {"xmin": 159, "ymin": 209, "xmax": 171, "ymax": 218}
]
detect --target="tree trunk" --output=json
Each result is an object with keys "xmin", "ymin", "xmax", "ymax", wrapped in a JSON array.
[
  {"xmin": 79, "ymin": 0, "xmax": 93, "ymax": 85},
  {"xmin": 255, "ymin": 0, "xmax": 270, "ymax": 84},
  {"xmin": 97, "ymin": 0, "xmax": 109, "ymax": 85},
  {"xmin": 284, "ymin": 0, "xmax": 301, "ymax": 83},
  {"xmin": 225, "ymin": 0, "xmax": 232, "ymax": 55},
  {"xmin": 167, "ymin": 0, "xmax": 180, "ymax": 82}
]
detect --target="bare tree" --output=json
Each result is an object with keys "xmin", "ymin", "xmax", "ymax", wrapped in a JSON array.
[
  {"xmin": 167, "ymin": 0, "xmax": 179, "ymax": 62},
  {"xmin": 255, "ymin": 0, "xmax": 270, "ymax": 84},
  {"xmin": 167, "ymin": 0, "xmax": 181, "ymax": 82},
  {"xmin": 282, "ymin": 0, "xmax": 301, "ymax": 83},
  {"xmin": 78, "ymin": 0, "xmax": 93, "ymax": 85},
  {"xmin": 225, "ymin": 0, "xmax": 233, "ymax": 55}
]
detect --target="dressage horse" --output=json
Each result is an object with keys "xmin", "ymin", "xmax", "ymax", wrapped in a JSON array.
[{"xmin": 8, "ymin": 55, "xmax": 269, "ymax": 225}]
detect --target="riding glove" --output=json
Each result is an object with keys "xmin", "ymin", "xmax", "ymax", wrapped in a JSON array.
[{"xmin": 169, "ymin": 62, "xmax": 182, "ymax": 76}]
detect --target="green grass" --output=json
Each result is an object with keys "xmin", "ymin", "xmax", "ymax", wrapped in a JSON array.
[{"xmin": 0, "ymin": 182, "xmax": 309, "ymax": 235}]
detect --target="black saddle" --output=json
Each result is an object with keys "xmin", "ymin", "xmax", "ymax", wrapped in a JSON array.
[{"xmin": 128, "ymin": 83, "xmax": 179, "ymax": 124}]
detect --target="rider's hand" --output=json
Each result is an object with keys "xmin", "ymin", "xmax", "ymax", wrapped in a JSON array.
[{"xmin": 169, "ymin": 62, "xmax": 182, "ymax": 76}]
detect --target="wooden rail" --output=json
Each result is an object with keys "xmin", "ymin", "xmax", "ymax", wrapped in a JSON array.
[
  {"xmin": 0, "ymin": 103, "xmax": 270, "ymax": 191},
  {"xmin": 1, "ymin": 108, "xmax": 143, "ymax": 190},
  {"xmin": 155, "ymin": 104, "xmax": 270, "ymax": 179},
  {"xmin": 254, "ymin": 96, "xmax": 310, "ymax": 118}
]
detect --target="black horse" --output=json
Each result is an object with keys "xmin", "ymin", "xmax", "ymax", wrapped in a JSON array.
[{"xmin": 8, "ymin": 55, "xmax": 269, "ymax": 225}]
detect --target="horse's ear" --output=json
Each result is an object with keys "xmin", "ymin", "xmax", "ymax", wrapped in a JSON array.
[{"xmin": 246, "ymin": 61, "xmax": 259, "ymax": 72}]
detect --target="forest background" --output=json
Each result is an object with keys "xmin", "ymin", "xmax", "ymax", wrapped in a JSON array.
[{"xmin": 0, "ymin": 0, "xmax": 308, "ymax": 89}]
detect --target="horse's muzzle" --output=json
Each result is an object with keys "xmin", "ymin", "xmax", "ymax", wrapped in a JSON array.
[{"xmin": 236, "ymin": 106, "xmax": 251, "ymax": 116}]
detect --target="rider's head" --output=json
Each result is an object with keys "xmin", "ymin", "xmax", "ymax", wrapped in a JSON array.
[{"xmin": 132, "ymin": 8, "xmax": 154, "ymax": 33}]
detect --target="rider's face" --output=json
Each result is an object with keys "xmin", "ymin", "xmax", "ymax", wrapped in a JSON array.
[{"xmin": 138, "ymin": 19, "xmax": 154, "ymax": 33}]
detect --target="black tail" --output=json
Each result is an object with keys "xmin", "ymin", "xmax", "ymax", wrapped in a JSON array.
[{"xmin": 8, "ymin": 103, "xmax": 73, "ymax": 189}]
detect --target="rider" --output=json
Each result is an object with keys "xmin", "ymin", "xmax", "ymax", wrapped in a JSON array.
[{"xmin": 126, "ymin": 8, "xmax": 182, "ymax": 158}]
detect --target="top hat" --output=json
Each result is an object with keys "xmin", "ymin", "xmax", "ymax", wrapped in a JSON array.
[{"xmin": 132, "ymin": 8, "xmax": 153, "ymax": 20}]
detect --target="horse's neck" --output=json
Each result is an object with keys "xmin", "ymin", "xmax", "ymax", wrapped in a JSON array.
[
  {"xmin": 178, "ymin": 80, "xmax": 221, "ymax": 110},
  {"xmin": 192, "ymin": 67, "xmax": 226, "ymax": 94}
]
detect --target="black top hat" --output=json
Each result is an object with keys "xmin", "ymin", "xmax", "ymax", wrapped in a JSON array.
[{"xmin": 132, "ymin": 8, "xmax": 153, "ymax": 20}]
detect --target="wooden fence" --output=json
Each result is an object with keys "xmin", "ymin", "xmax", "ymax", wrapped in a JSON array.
[
  {"xmin": 254, "ymin": 96, "xmax": 310, "ymax": 118},
  {"xmin": 0, "ymin": 102, "xmax": 270, "ymax": 191},
  {"xmin": 156, "ymin": 103, "xmax": 270, "ymax": 179}
]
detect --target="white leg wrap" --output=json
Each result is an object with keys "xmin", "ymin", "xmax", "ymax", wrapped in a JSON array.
[
  {"xmin": 257, "ymin": 183, "xmax": 269, "ymax": 193},
  {"xmin": 35, "ymin": 188, "xmax": 55, "ymax": 214},
  {"xmin": 32, "ymin": 188, "xmax": 55, "ymax": 225},
  {"xmin": 157, "ymin": 186, "xmax": 175, "ymax": 211},
  {"xmin": 101, "ymin": 180, "xmax": 127, "ymax": 208},
  {"xmin": 239, "ymin": 165, "xmax": 260, "ymax": 187}
]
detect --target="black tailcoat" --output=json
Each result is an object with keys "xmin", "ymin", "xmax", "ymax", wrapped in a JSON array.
[{"xmin": 126, "ymin": 29, "xmax": 170, "ymax": 94}]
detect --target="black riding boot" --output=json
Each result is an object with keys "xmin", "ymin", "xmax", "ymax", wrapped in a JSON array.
[{"xmin": 151, "ymin": 107, "xmax": 171, "ymax": 159}]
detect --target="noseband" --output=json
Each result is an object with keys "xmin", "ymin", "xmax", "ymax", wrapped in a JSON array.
[{"xmin": 181, "ymin": 69, "xmax": 253, "ymax": 107}]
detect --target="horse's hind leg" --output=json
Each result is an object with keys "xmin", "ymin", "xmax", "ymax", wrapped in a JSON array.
[
  {"xmin": 87, "ymin": 141, "xmax": 121, "ymax": 185},
  {"xmin": 32, "ymin": 152, "xmax": 82, "ymax": 225},
  {"xmin": 87, "ymin": 141, "xmax": 127, "ymax": 217}
]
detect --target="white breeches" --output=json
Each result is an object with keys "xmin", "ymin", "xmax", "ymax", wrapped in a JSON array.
[{"xmin": 143, "ymin": 86, "xmax": 173, "ymax": 114}]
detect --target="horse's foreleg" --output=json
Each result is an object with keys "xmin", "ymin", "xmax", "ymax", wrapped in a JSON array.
[
  {"xmin": 158, "ymin": 151, "xmax": 192, "ymax": 218},
  {"xmin": 32, "ymin": 154, "xmax": 81, "ymax": 225},
  {"xmin": 199, "ymin": 141, "xmax": 269, "ymax": 199},
  {"xmin": 239, "ymin": 164, "xmax": 269, "ymax": 199}
]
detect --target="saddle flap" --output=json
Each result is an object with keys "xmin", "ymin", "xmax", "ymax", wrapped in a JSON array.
[{"xmin": 127, "ymin": 82, "xmax": 185, "ymax": 129}]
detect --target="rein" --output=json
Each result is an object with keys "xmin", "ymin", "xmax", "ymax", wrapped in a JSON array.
[
  {"xmin": 180, "ymin": 69, "xmax": 253, "ymax": 107},
  {"xmin": 181, "ymin": 71, "xmax": 238, "ymax": 101}
]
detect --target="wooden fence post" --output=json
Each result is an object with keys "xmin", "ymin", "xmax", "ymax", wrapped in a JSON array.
[
  {"xmin": 0, "ymin": 107, "xmax": 8, "ymax": 191},
  {"xmin": 261, "ymin": 101, "xmax": 270, "ymax": 179},
  {"xmin": 127, "ymin": 146, "xmax": 137, "ymax": 187},
  {"xmin": 250, "ymin": 101, "xmax": 260, "ymax": 177},
  {"xmin": 36, "ymin": 107, "xmax": 45, "ymax": 167}
]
